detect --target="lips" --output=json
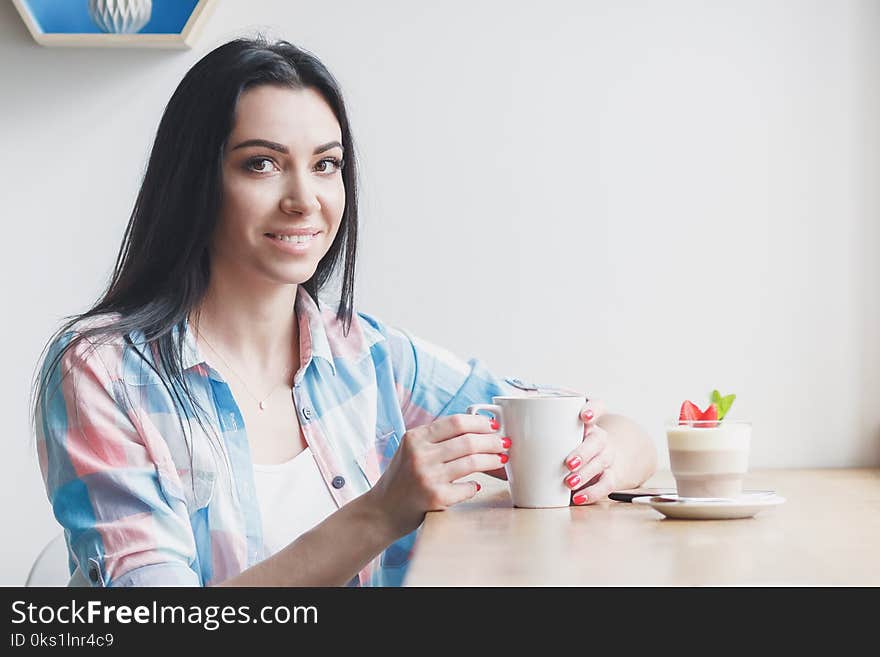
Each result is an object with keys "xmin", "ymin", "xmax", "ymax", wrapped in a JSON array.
[
  {"xmin": 264, "ymin": 231, "xmax": 320, "ymax": 255},
  {"xmin": 264, "ymin": 228, "xmax": 321, "ymax": 237}
]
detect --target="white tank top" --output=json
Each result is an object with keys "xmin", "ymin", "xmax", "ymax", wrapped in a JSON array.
[{"xmin": 252, "ymin": 446, "xmax": 339, "ymax": 556}]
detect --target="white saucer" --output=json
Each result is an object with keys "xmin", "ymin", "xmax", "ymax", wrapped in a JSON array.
[{"xmin": 633, "ymin": 491, "xmax": 786, "ymax": 520}]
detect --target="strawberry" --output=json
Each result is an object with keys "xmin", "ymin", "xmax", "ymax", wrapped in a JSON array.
[
  {"xmin": 679, "ymin": 400, "xmax": 702, "ymax": 423},
  {"xmin": 701, "ymin": 403, "xmax": 719, "ymax": 425},
  {"xmin": 679, "ymin": 400, "xmax": 719, "ymax": 427}
]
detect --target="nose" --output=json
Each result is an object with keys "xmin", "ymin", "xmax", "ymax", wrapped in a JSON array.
[{"xmin": 279, "ymin": 171, "xmax": 321, "ymax": 216}]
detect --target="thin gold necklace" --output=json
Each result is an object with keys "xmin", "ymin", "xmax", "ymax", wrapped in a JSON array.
[{"xmin": 195, "ymin": 328, "xmax": 294, "ymax": 412}]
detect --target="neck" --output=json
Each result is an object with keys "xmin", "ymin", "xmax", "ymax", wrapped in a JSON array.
[{"xmin": 190, "ymin": 265, "xmax": 300, "ymax": 377}]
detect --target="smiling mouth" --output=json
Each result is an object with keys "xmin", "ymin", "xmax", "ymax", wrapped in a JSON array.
[{"xmin": 265, "ymin": 232, "xmax": 320, "ymax": 243}]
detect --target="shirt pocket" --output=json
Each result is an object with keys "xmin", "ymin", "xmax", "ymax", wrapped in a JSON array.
[
  {"xmin": 165, "ymin": 433, "xmax": 218, "ymax": 514},
  {"xmin": 355, "ymin": 426, "xmax": 401, "ymax": 488},
  {"xmin": 184, "ymin": 467, "xmax": 216, "ymax": 512}
]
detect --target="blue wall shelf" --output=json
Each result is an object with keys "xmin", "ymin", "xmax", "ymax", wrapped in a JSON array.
[{"xmin": 12, "ymin": 0, "xmax": 217, "ymax": 48}]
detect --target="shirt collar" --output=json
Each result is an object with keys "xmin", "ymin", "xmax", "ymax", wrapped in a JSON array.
[
  {"xmin": 177, "ymin": 286, "xmax": 383, "ymax": 379},
  {"xmin": 295, "ymin": 285, "xmax": 336, "ymax": 378},
  {"xmin": 178, "ymin": 319, "xmax": 202, "ymax": 372}
]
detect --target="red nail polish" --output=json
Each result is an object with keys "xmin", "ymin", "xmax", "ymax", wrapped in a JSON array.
[
  {"xmin": 490, "ymin": 418, "xmax": 500, "ymax": 431},
  {"xmin": 573, "ymin": 494, "xmax": 587, "ymax": 505},
  {"xmin": 566, "ymin": 474, "xmax": 581, "ymax": 488},
  {"xmin": 567, "ymin": 456, "xmax": 582, "ymax": 470},
  {"xmin": 501, "ymin": 437, "xmax": 512, "ymax": 449},
  {"xmin": 476, "ymin": 482, "xmax": 481, "ymax": 492},
  {"xmin": 499, "ymin": 453, "xmax": 509, "ymax": 464},
  {"xmin": 584, "ymin": 410, "xmax": 594, "ymax": 421}
]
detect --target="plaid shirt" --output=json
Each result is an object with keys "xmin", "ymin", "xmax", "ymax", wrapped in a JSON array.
[{"xmin": 36, "ymin": 286, "xmax": 571, "ymax": 587}]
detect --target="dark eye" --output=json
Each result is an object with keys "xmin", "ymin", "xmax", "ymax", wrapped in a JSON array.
[
  {"xmin": 245, "ymin": 157, "xmax": 277, "ymax": 174},
  {"xmin": 316, "ymin": 157, "xmax": 344, "ymax": 174}
]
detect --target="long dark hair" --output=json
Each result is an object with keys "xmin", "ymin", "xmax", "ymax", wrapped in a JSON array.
[{"xmin": 30, "ymin": 36, "xmax": 360, "ymax": 463}]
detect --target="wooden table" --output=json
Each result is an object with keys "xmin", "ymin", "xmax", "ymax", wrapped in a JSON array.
[{"xmin": 403, "ymin": 469, "xmax": 880, "ymax": 586}]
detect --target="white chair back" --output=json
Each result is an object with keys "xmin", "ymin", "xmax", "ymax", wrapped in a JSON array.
[{"xmin": 25, "ymin": 532, "xmax": 72, "ymax": 587}]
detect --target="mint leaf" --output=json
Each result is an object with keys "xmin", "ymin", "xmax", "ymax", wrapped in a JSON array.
[
  {"xmin": 710, "ymin": 389, "xmax": 736, "ymax": 420},
  {"xmin": 719, "ymin": 394, "xmax": 735, "ymax": 419}
]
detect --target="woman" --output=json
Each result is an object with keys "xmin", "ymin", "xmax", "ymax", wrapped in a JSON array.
[{"xmin": 31, "ymin": 37, "xmax": 656, "ymax": 587}]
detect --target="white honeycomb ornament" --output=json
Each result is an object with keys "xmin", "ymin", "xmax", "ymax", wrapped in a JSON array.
[{"xmin": 88, "ymin": 0, "xmax": 153, "ymax": 34}]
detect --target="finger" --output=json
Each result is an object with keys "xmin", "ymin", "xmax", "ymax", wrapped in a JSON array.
[
  {"xmin": 572, "ymin": 468, "xmax": 617, "ymax": 505},
  {"xmin": 427, "ymin": 413, "xmax": 498, "ymax": 444},
  {"xmin": 444, "ymin": 480, "xmax": 482, "ymax": 506},
  {"xmin": 579, "ymin": 399, "xmax": 607, "ymax": 427},
  {"xmin": 443, "ymin": 452, "xmax": 509, "ymax": 481},
  {"xmin": 566, "ymin": 448, "xmax": 613, "ymax": 492},
  {"xmin": 564, "ymin": 427, "xmax": 608, "ymax": 471},
  {"xmin": 436, "ymin": 432, "xmax": 511, "ymax": 463}
]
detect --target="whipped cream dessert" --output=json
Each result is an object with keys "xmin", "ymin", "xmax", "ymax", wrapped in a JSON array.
[
  {"xmin": 667, "ymin": 391, "xmax": 750, "ymax": 499},
  {"xmin": 666, "ymin": 422, "xmax": 751, "ymax": 498}
]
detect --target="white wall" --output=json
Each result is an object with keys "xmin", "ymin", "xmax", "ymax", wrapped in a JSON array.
[{"xmin": 2, "ymin": 0, "xmax": 878, "ymax": 585}]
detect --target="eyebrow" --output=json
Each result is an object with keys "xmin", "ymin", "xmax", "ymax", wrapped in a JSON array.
[{"xmin": 230, "ymin": 139, "xmax": 343, "ymax": 155}]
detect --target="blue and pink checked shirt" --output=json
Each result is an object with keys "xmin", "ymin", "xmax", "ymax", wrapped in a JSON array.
[{"xmin": 36, "ymin": 285, "xmax": 573, "ymax": 587}]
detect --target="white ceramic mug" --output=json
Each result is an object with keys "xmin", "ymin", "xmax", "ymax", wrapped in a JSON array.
[{"xmin": 466, "ymin": 395, "xmax": 586, "ymax": 508}]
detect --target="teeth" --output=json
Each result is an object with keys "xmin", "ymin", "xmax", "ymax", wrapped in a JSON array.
[{"xmin": 270, "ymin": 233, "xmax": 316, "ymax": 243}]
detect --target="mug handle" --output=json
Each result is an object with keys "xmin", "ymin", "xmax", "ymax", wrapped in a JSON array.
[{"xmin": 465, "ymin": 403, "xmax": 504, "ymax": 432}]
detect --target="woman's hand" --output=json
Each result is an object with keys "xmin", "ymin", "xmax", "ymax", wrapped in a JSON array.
[
  {"xmin": 562, "ymin": 400, "xmax": 619, "ymax": 505},
  {"xmin": 366, "ymin": 414, "xmax": 511, "ymax": 538}
]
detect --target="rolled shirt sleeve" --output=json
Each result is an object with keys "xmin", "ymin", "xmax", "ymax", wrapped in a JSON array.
[{"xmin": 36, "ymin": 332, "xmax": 201, "ymax": 587}]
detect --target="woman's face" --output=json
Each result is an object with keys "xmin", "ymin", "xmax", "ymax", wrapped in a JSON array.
[{"xmin": 213, "ymin": 84, "xmax": 346, "ymax": 287}]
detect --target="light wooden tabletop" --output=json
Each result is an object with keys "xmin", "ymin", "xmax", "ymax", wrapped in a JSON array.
[{"xmin": 403, "ymin": 468, "xmax": 880, "ymax": 586}]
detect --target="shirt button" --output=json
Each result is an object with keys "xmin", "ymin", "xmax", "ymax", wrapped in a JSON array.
[
  {"xmin": 302, "ymin": 407, "xmax": 312, "ymax": 421},
  {"xmin": 88, "ymin": 564, "xmax": 100, "ymax": 583},
  {"xmin": 331, "ymin": 476, "xmax": 346, "ymax": 489}
]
